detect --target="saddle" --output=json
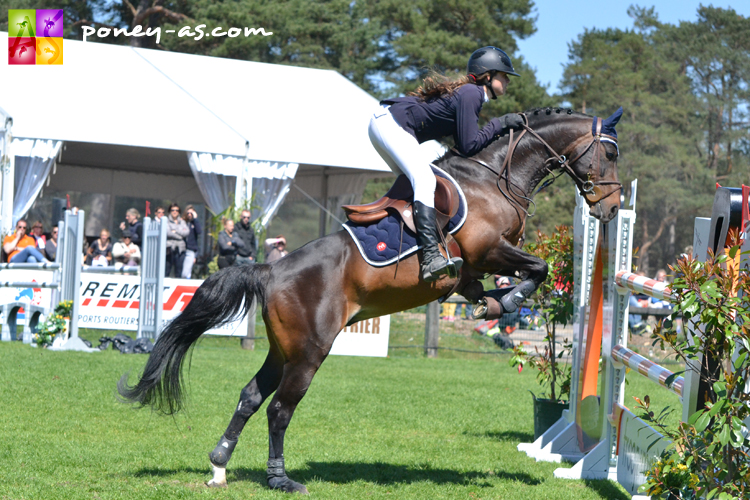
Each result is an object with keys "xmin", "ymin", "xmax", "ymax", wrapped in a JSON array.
[{"xmin": 342, "ymin": 174, "xmax": 460, "ymax": 233}]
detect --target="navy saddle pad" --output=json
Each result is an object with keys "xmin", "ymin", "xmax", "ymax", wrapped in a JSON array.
[{"xmin": 342, "ymin": 166, "xmax": 467, "ymax": 267}]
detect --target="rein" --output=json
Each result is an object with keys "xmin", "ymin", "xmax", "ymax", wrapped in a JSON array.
[{"xmin": 453, "ymin": 113, "xmax": 623, "ymax": 214}]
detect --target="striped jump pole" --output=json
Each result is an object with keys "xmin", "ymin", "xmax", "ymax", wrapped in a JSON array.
[
  {"xmin": 614, "ymin": 271, "xmax": 673, "ymax": 301},
  {"xmin": 610, "ymin": 344, "xmax": 684, "ymax": 397}
]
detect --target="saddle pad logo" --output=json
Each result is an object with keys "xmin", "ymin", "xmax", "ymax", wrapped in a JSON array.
[{"xmin": 376, "ymin": 242, "xmax": 386, "ymax": 252}]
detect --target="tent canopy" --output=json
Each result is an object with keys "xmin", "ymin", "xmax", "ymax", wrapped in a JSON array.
[
  {"xmin": 0, "ymin": 32, "xmax": 402, "ymax": 170},
  {"xmin": 0, "ymin": 33, "xmax": 445, "ymax": 239}
]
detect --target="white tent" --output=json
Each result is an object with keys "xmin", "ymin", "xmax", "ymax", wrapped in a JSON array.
[{"xmin": 0, "ymin": 32, "xmax": 444, "ymax": 238}]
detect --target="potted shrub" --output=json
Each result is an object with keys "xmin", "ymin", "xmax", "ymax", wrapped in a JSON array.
[
  {"xmin": 509, "ymin": 226, "xmax": 574, "ymax": 439},
  {"xmin": 636, "ymin": 233, "xmax": 750, "ymax": 499}
]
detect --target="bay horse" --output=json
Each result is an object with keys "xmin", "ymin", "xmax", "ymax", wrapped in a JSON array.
[{"xmin": 118, "ymin": 106, "xmax": 623, "ymax": 494}]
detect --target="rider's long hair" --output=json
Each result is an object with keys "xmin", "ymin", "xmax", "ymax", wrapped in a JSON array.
[{"xmin": 409, "ymin": 69, "xmax": 492, "ymax": 101}]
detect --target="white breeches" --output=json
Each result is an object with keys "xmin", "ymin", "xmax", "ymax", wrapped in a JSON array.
[{"xmin": 368, "ymin": 105, "xmax": 436, "ymax": 208}]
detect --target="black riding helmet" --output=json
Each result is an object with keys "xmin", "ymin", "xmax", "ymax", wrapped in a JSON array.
[{"xmin": 467, "ymin": 46, "xmax": 520, "ymax": 77}]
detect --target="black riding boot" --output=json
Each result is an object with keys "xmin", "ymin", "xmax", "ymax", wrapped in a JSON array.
[{"xmin": 413, "ymin": 201, "xmax": 462, "ymax": 282}]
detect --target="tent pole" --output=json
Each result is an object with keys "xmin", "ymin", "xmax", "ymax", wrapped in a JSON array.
[{"xmin": 1, "ymin": 117, "xmax": 14, "ymax": 235}]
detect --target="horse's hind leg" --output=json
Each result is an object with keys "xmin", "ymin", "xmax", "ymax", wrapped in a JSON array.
[
  {"xmin": 265, "ymin": 356, "xmax": 328, "ymax": 494},
  {"xmin": 207, "ymin": 347, "xmax": 284, "ymax": 488}
]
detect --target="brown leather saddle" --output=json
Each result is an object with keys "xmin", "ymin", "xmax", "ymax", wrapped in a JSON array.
[{"xmin": 342, "ymin": 174, "xmax": 460, "ymax": 233}]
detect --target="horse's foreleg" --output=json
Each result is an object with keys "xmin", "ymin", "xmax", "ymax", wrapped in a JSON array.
[
  {"xmin": 207, "ymin": 349, "xmax": 284, "ymax": 488},
  {"xmin": 473, "ymin": 240, "xmax": 549, "ymax": 318},
  {"xmin": 265, "ymin": 357, "xmax": 325, "ymax": 495}
]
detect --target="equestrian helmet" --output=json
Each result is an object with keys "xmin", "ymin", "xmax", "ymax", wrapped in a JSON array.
[{"xmin": 467, "ymin": 46, "xmax": 520, "ymax": 77}]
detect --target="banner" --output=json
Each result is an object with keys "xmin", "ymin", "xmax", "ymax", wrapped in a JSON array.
[{"xmin": 0, "ymin": 271, "xmax": 390, "ymax": 356}]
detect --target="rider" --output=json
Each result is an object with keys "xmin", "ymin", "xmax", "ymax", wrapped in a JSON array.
[{"xmin": 369, "ymin": 46, "xmax": 524, "ymax": 282}]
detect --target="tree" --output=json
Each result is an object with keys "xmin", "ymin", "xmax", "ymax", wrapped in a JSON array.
[
  {"xmin": 560, "ymin": 8, "xmax": 713, "ymax": 275},
  {"xmin": 661, "ymin": 6, "xmax": 750, "ymax": 184}
]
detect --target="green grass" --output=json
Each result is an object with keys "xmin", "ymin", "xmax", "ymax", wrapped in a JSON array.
[{"xmin": 0, "ymin": 313, "xmax": 681, "ymax": 499}]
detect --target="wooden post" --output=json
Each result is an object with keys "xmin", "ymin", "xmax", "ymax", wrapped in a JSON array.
[
  {"xmin": 241, "ymin": 297, "xmax": 256, "ymax": 350},
  {"xmin": 424, "ymin": 301, "xmax": 439, "ymax": 358}
]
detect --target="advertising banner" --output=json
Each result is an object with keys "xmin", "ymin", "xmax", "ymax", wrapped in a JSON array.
[{"xmin": 0, "ymin": 271, "xmax": 390, "ymax": 356}]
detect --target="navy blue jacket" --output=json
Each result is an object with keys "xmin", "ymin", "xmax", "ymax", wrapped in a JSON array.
[
  {"xmin": 185, "ymin": 217, "xmax": 201, "ymax": 252},
  {"xmin": 381, "ymin": 84, "xmax": 505, "ymax": 156}
]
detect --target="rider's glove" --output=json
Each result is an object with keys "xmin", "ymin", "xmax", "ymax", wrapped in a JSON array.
[{"xmin": 499, "ymin": 113, "xmax": 524, "ymax": 131}]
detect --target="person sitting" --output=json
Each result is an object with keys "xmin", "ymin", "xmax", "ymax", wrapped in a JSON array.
[
  {"xmin": 494, "ymin": 276, "xmax": 522, "ymax": 333},
  {"xmin": 3, "ymin": 219, "xmax": 47, "ymax": 263},
  {"xmin": 218, "ymin": 219, "xmax": 245, "ymax": 269},
  {"xmin": 264, "ymin": 235, "xmax": 288, "ymax": 263},
  {"xmin": 45, "ymin": 226, "xmax": 59, "ymax": 261},
  {"xmin": 86, "ymin": 228, "xmax": 113, "ymax": 266},
  {"xmin": 112, "ymin": 230, "xmax": 141, "ymax": 267},
  {"xmin": 30, "ymin": 220, "xmax": 47, "ymax": 256}
]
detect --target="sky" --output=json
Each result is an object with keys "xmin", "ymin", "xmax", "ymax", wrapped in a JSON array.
[{"xmin": 517, "ymin": 1, "xmax": 750, "ymax": 94}]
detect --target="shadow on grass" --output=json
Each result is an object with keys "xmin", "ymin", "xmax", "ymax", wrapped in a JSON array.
[
  {"xmin": 465, "ymin": 429, "xmax": 535, "ymax": 443},
  {"xmin": 133, "ymin": 461, "xmax": 542, "ymax": 488},
  {"xmin": 582, "ymin": 479, "xmax": 629, "ymax": 500}
]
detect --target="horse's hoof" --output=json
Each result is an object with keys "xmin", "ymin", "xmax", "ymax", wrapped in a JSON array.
[
  {"xmin": 207, "ymin": 465, "xmax": 227, "ymax": 488},
  {"xmin": 268, "ymin": 475, "xmax": 309, "ymax": 494}
]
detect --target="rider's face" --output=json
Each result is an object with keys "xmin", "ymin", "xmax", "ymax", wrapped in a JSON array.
[{"xmin": 490, "ymin": 72, "xmax": 510, "ymax": 96}]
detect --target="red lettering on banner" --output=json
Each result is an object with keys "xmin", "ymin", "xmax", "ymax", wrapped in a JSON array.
[{"xmin": 162, "ymin": 285, "xmax": 199, "ymax": 312}]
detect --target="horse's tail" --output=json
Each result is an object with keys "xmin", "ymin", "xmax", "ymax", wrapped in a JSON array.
[{"xmin": 117, "ymin": 264, "xmax": 270, "ymax": 414}]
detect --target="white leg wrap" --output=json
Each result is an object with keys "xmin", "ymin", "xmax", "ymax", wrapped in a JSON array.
[{"xmin": 207, "ymin": 465, "xmax": 227, "ymax": 488}]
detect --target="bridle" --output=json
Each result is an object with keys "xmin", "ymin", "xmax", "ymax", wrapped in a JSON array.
[{"xmin": 453, "ymin": 112, "xmax": 623, "ymax": 215}]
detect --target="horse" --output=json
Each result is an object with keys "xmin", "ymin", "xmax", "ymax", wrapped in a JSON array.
[{"xmin": 118, "ymin": 106, "xmax": 623, "ymax": 494}]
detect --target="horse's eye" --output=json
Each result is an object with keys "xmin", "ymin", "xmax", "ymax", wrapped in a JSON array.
[{"xmin": 606, "ymin": 152, "xmax": 615, "ymax": 161}]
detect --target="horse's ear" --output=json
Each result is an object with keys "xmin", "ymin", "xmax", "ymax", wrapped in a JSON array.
[
  {"xmin": 601, "ymin": 107, "xmax": 623, "ymax": 138},
  {"xmin": 604, "ymin": 107, "xmax": 623, "ymax": 128}
]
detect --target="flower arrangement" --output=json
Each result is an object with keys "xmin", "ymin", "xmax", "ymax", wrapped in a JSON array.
[{"xmin": 33, "ymin": 300, "xmax": 73, "ymax": 347}]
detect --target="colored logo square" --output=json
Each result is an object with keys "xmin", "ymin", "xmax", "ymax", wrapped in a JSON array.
[
  {"xmin": 36, "ymin": 37, "xmax": 63, "ymax": 65},
  {"xmin": 8, "ymin": 37, "xmax": 36, "ymax": 65},
  {"xmin": 8, "ymin": 10, "xmax": 36, "ymax": 37},
  {"xmin": 36, "ymin": 10, "xmax": 64, "ymax": 37}
]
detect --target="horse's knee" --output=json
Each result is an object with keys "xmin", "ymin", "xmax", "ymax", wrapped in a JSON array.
[
  {"xmin": 529, "ymin": 258, "xmax": 548, "ymax": 284},
  {"xmin": 237, "ymin": 386, "xmax": 263, "ymax": 418}
]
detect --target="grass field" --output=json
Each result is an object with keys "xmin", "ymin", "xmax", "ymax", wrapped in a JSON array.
[{"xmin": 0, "ymin": 312, "xmax": 681, "ymax": 499}]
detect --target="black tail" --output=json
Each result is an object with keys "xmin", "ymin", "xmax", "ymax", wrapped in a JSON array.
[{"xmin": 118, "ymin": 264, "xmax": 270, "ymax": 414}]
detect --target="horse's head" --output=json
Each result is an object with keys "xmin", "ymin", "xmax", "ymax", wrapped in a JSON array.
[{"xmin": 562, "ymin": 107, "xmax": 623, "ymax": 223}]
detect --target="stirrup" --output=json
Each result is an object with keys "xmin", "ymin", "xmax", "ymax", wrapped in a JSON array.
[{"xmin": 422, "ymin": 257, "xmax": 462, "ymax": 282}]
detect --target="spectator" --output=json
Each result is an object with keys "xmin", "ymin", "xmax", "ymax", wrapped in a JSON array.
[
  {"xmin": 234, "ymin": 210, "xmax": 257, "ymax": 266},
  {"xmin": 45, "ymin": 226, "xmax": 59, "ymax": 261},
  {"xmin": 112, "ymin": 230, "xmax": 141, "ymax": 267},
  {"xmin": 181, "ymin": 204, "xmax": 201, "ymax": 279},
  {"xmin": 154, "ymin": 206, "xmax": 166, "ymax": 221},
  {"xmin": 165, "ymin": 203, "xmax": 189, "ymax": 278},
  {"xmin": 264, "ymin": 235, "xmax": 288, "ymax": 263},
  {"xmin": 218, "ymin": 219, "xmax": 245, "ymax": 269},
  {"xmin": 119, "ymin": 208, "xmax": 143, "ymax": 248},
  {"xmin": 3, "ymin": 219, "xmax": 46, "ymax": 263},
  {"xmin": 30, "ymin": 220, "xmax": 47, "ymax": 254},
  {"xmin": 87, "ymin": 228, "xmax": 113, "ymax": 266}
]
